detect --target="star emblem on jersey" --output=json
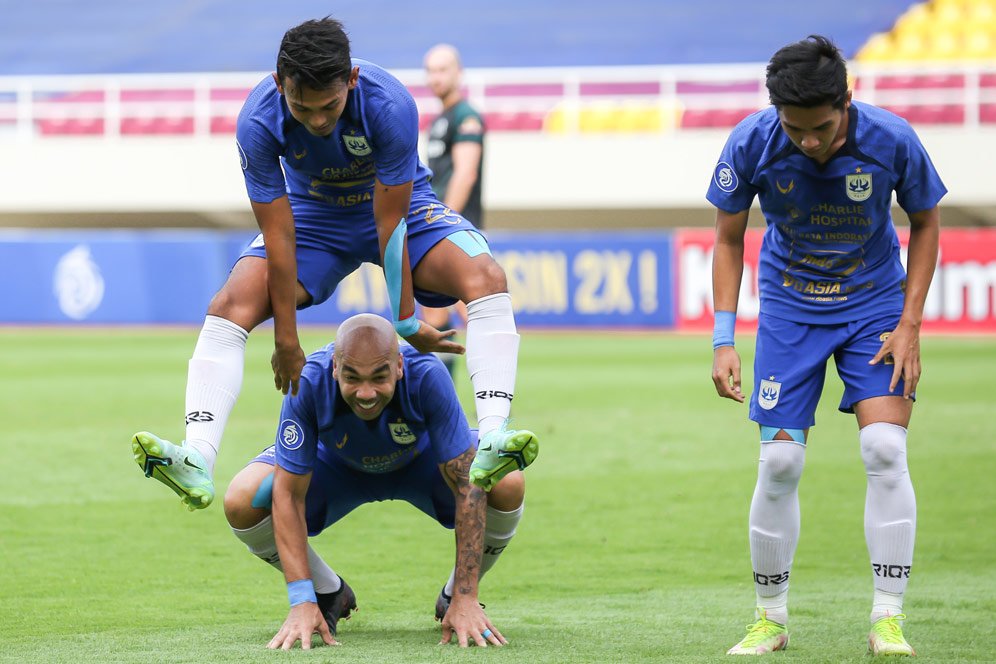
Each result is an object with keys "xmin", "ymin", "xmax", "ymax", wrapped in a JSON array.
[
  {"xmin": 389, "ymin": 420, "xmax": 416, "ymax": 445},
  {"xmin": 846, "ymin": 171, "xmax": 872, "ymax": 201},
  {"xmin": 758, "ymin": 378, "xmax": 782, "ymax": 410}
]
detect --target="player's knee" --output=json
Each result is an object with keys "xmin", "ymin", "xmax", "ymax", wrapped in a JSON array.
[
  {"xmin": 463, "ymin": 259, "xmax": 508, "ymax": 301},
  {"xmin": 758, "ymin": 441, "xmax": 805, "ymax": 495},
  {"xmin": 860, "ymin": 422, "xmax": 908, "ymax": 476},
  {"xmin": 224, "ymin": 467, "xmax": 271, "ymax": 529},
  {"xmin": 488, "ymin": 470, "xmax": 524, "ymax": 511}
]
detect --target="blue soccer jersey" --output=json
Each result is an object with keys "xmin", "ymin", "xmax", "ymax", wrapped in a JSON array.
[
  {"xmin": 274, "ymin": 344, "xmax": 471, "ymax": 475},
  {"xmin": 706, "ymin": 101, "xmax": 947, "ymax": 323},
  {"xmin": 236, "ymin": 58, "xmax": 436, "ymax": 215}
]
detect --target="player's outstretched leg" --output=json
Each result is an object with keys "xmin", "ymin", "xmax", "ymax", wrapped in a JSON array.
[
  {"xmin": 727, "ymin": 609, "xmax": 789, "ymax": 655},
  {"xmin": 868, "ymin": 614, "xmax": 915, "ymax": 656},
  {"xmin": 317, "ymin": 578, "xmax": 357, "ymax": 636},
  {"xmin": 469, "ymin": 424, "xmax": 538, "ymax": 492},
  {"xmin": 131, "ymin": 431, "xmax": 214, "ymax": 510}
]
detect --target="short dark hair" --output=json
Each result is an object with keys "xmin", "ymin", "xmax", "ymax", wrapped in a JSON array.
[
  {"xmin": 276, "ymin": 17, "xmax": 352, "ymax": 90},
  {"xmin": 766, "ymin": 35, "xmax": 848, "ymax": 109}
]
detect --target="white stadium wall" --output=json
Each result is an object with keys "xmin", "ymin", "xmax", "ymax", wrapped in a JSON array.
[{"xmin": 0, "ymin": 129, "xmax": 994, "ymax": 215}]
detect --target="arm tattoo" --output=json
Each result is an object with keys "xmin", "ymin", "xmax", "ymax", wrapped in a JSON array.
[{"xmin": 443, "ymin": 446, "xmax": 486, "ymax": 597}]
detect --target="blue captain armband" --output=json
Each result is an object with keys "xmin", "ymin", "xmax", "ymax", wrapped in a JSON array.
[{"xmin": 712, "ymin": 310, "xmax": 736, "ymax": 349}]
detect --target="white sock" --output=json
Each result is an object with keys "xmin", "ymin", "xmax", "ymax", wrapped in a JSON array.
[
  {"xmin": 444, "ymin": 503, "xmax": 523, "ymax": 596},
  {"xmin": 861, "ymin": 422, "xmax": 916, "ymax": 623},
  {"xmin": 231, "ymin": 514, "xmax": 342, "ymax": 594},
  {"xmin": 748, "ymin": 440, "xmax": 805, "ymax": 626},
  {"xmin": 184, "ymin": 315, "xmax": 248, "ymax": 474},
  {"xmin": 465, "ymin": 293, "xmax": 519, "ymax": 438}
]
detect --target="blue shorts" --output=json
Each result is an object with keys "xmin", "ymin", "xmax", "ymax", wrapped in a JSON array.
[
  {"xmin": 249, "ymin": 442, "xmax": 463, "ymax": 537},
  {"xmin": 749, "ymin": 310, "xmax": 913, "ymax": 430},
  {"xmin": 239, "ymin": 194, "xmax": 490, "ymax": 308}
]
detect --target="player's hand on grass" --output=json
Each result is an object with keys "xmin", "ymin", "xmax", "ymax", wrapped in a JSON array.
[
  {"xmin": 404, "ymin": 319, "xmax": 466, "ymax": 355},
  {"xmin": 712, "ymin": 345, "xmax": 745, "ymax": 402},
  {"xmin": 870, "ymin": 319, "xmax": 921, "ymax": 398},
  {"xmin": 439, "ymin": 596, "xmax": 506, "ymax": 648},
  {"xmin": 267, "ymin": 602, "xmax": 336, "ymax": 650},
  {"xmin": 272, "ymin": 341, "xmax": 306, "ymax": 396}
]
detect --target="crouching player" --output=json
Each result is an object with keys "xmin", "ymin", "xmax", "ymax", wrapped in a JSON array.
[{"xmin": 223, "ymin": 314, "xmax": 536, "ymax": 648}]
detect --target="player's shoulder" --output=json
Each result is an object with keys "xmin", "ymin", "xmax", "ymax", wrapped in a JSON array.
[
  {"xmin": 852, "ymin": 100, "xmax": 918, "ymax": 143},
  {"xmin": 237, "ymin": 75, "xmax": 286, "ymax": 139},
  {"xmin": 354, "ymin": 58, "xmax": 410, "ymax": 100},
  {"xmin": 453, "ymin": 100, "xmax": 485, "ymax": 135},
  {"xmin": 400, "ymin": 345, "xmax": 453, "ymax": 393},
  {"xmin": 299, "ymin": 342, "xmax": 336, "ymax": 389}
]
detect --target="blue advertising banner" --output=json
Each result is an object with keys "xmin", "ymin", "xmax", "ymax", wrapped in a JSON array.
[{"xmin": 0, "ymin": 229, "xmax": 674, "ymax": 327}]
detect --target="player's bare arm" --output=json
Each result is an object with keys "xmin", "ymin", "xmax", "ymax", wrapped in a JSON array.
[
  {"xmin": 251, "ymin": 197, "xmax": 306, "ymax": 396},
  {"xmin": 871, "ymin": 205, "xmax": 941, "ymax": 397},
  {"xmin": 373, "ymin": 178, "xmax": 462, "ymax": 354},
  {"xmin": 268, "ymin": 465, "xmax": 334, "ymax": 650},
  {"xmin": 439, "ymin": 446, "xmax": 505, "ymax": 647},
  {"xmin": 443, "ymin": 141, "xmax": 482, "ymax": 214},
  {"xmin": 711, "ymin": 208, "xmax": 750, "ymax": 402}
]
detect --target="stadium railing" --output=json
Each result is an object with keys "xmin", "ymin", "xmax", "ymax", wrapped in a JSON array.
[{"xmin": 2, "ymin": 63, "xmax": 995, "ymax": 139}]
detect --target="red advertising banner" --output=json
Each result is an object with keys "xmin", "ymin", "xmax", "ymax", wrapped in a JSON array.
[{"xmin": 676, "ymin": 227, "xmax": 996, "ymax": 334}]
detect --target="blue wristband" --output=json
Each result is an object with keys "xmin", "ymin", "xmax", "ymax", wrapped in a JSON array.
[
  {"xmin": 287, "ymin": 579, "xmax": 317, "ymax": 607},
  {"xmin": 394, "ymin": 315, "xmax": 420, "ymax": 338},
  {"xmin": 712, "ymin": 310, "xmax": 736, "ymax": 349}
]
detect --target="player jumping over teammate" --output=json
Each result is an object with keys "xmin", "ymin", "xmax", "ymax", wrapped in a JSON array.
[{"xmin": 131, "ymin": 17, "xmax": 537, "ymax": 508}]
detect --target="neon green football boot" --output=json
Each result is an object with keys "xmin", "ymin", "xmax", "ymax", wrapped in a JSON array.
[
  {"xmin": 132, "ymin": 431, "xmax": 214, "ymax": 510},
  {"xmin": 469, "ymin": 422, "xmax": 539, "ymax": 492},
  {"xmin": 868, "ymin": 614, "xmax": 915, "ymax": 656},
  {"xmin": 727, "ymin": 609, "xmax": 789, "ymax": 655}
]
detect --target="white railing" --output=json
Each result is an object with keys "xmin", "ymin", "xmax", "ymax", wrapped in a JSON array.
[{"xmin": 1, "ymin": 62, "xmax": 995, "ymax": 140}]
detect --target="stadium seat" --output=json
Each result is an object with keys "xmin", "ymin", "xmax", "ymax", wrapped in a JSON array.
[{"xmin": 36, "ymin": 117, "xmax": 105, "ymax": 136}]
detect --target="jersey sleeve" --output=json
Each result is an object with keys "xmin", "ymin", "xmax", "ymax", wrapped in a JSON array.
[
  {"xmin": 369, "ymin": 90, "xmax": 420, "ymax": 186},
  {"xmin": 894, "ymin": 128, "xmax": 947, "ymax": 214},
  {"xmin": 705, "ymin": 122, "xmax": 759, "ymax": 213},
  {"xmin": 235, "ymin": 113, "xmax": 288, "ymax": 204},
  {"xmin": 453, "ymin": 106, "xmax": 485, "ymax": 145},
  {"xmin": 273, "ymin": 374, "xmax": 321, "ymax": 475},
  {"xmin": 419, "ymin": 359, "xmax": 474, "ymax": 464}
]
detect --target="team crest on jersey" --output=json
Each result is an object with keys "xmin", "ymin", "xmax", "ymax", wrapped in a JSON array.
[
  {"xmin": 758, "ymin": 378, "xmax": 781, "ymax": 410},
  {"xmin": 846, "ymin": 171, "xmax": 872, "ymax": 201},
  {"xmin": 389, "ymin": 421, "xmax": 416, "ymax": 445},
  {"xmin": 343, "ymin": 134, "xmax": 372, "ymax": 156},
  {"xmin": 714, "ymin": 161, "xmax": 739, "ymax": 192},
  {"xmin": 279, "ymin": 419, "xmax": 304, "ymax": 450}
]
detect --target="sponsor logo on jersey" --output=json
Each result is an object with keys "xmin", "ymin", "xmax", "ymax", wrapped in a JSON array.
[
  {"xmin": 758, "ymin": 377, "xmax": 781, "ymax": 410},
  {"xmin": 846, "ymin": 170, "xmax": 872, "ymax": 201},
  {"xmin": 776, "ymin": 179, "xmax": 795, "ymax": 194},
  {"xmin": 389, "ymin": 421, "xmax": 416, "ymax": 445},
  {"xmin": 279, "ymin": 419, "xmax": 304, "ymax": 450},
  {"xmin": 343, "ymin": 134, "xmax": 372, "ymax": 156},
  {"xmin": 293, "ymin": 148, "xmax": 307, "ymax": 160},
  {"xmin": 714, "ymin": 161, "xmax": 739, "ymax": 193},
  {"xmin": 335, "ymin": 433, "xmax": 348, "ymax": 449}
]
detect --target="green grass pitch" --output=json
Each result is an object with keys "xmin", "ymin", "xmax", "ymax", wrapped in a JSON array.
[{"xmin": 0, "ymin": 328, "xmax": 993, "ymax": 663}]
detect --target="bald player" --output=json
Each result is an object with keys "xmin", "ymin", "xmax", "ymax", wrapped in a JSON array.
[{"xmin": 223, "ymin": 314, "xmax": 535, "ymax": 649}]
